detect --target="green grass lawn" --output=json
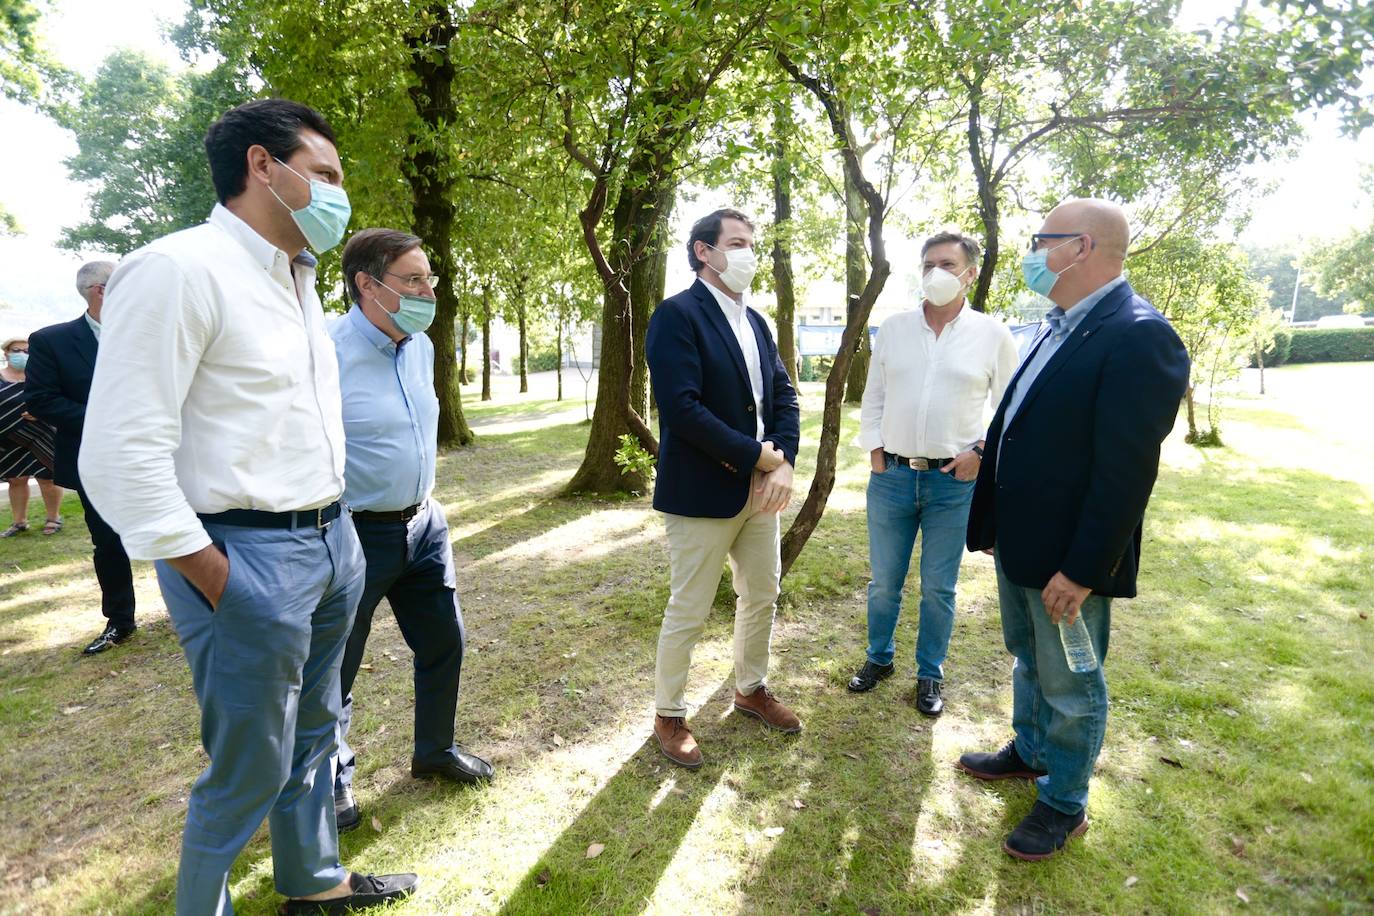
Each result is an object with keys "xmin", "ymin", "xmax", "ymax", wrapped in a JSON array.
[{"xmin": 0, "ymin": 363, "xmax": 1371, "ymax": 914}]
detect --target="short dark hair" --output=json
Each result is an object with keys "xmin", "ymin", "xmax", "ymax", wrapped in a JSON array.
[
  {"xmin": 921, "ymin": 231, "xmax": 982, "ymax": 269},
  {"xmin": 342, "ymin": 229, "xmax": 424, "ymax": 304},
  {"xmin": 687, "ymin": 208, "xmax": 756, "ymax": 271},
  {"xmin": 204, "ymin": 99, "xmax": 338, "ymax": 204}
]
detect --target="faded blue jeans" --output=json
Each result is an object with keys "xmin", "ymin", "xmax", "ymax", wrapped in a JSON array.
[
  {"xmin": 996, "ymin": 550, "xmax": 1111, "ymax": 817},
  {"xmin": 865, "ymin": 459, "xmax": 975, "ymax": 681},
  {"xmin": 156, "ymin": 513, "xmax": 365, "ymax": 915}
]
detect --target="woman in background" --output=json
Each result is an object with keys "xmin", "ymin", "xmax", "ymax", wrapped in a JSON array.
[{"xmin": 0, "ymin": 336, "xmax": 64, "ymax": 537}]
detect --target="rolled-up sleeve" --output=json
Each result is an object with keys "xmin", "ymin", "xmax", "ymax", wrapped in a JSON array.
[{"xmin": 78, "ymin": 252, "xmax": 214, "ymax": 560}]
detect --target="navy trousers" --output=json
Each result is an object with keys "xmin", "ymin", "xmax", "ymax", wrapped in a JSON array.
[
  {"xmin": 156, "ymin": 513, "xmax": 364, "ymax": 915},
  {"xmin": 76, "ymin": 483, "xmax": 136, "ymax": 629},
  {"xmin": 336, "ymin": 499, "xmax": 466, "ymax": 790}
]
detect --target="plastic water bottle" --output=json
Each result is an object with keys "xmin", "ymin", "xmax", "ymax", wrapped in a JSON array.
[{"xmin": 1059, "ymin": 616, "xmax": 1098, "ymax": 673}]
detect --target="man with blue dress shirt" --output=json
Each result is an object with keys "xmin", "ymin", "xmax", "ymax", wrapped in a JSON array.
[{"xmin": 329, "ymin": 228, "xmax": 493, "ymax": 834}]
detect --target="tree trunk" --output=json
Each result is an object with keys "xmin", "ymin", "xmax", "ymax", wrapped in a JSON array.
[
  {"xmin": 622, "ymin": 182, "xmax": 674, "ymax": 420},
  {"xmin": 481, "ymin": 283, "xmax": 492, "ymax": 402},
  {"xmin": 556, "ymin": 316, "xmax": 564, "ymax": 401},
  {"xmin": 1257, "ymin": 345, "xmax": 1266, "ymax": 395},
  {"xmin": 775, "ymin": 52, "xmax": 892, "ymax": 578},
  {"xmin": 843, "ymin": 156, "xmax": 870, "ymax": 403},
  {"xmin": 771, "ymin": 113, "xmax": 800, "ymax": 386},
  {"xmin": 1184, "ymin": 384, "xmax": 1197, "ymax": 438},
  {"xmin": 967, "ymin": 84, "xmax": 997, "ymax": 314},
  {"xmin": 459, "ymin": 311, "xmax": 469, "ymax": 385},
  {"xmin": 518, "ymin": 298, "xmax": 528, "ymax": 394},
  {"xmin": 404, "ymin": 3, "xmax": 472, "ymax": 446}
]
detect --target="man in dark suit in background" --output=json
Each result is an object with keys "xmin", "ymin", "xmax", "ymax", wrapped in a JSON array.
[
  {"xmin": 26, "ymin": 260, "xmax": 137, "ymax": 655},
  {"xmin": 645, "ymin": 208, "xmax": 802, "ymax": 769},
  {"xmin": 958, "ymin": 199, "xmax": 1189, "ymax": 860}
]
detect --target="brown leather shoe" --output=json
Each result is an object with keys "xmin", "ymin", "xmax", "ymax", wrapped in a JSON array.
[
  {"xmin": 654, "ymin": 715, "xmax": 703, "ymax": 768},
  {"xmin": 733, "ymin": 685, "xmax": 802, "ymax": 733}
]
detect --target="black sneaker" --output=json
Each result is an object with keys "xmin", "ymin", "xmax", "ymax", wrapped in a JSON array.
[
  {"xmin": 916, "ymin": 678, "xmax": 943, "ymax": 716},
  {"xmin": 956, "ymin": 740, "xmax": 1047, "ymax": 780},
  {"xmin": 1004, "ymin": 800, "xmax": 1089, "ymax": 860},
  {"xmin": 847, "ymin": 660, "xmax": 895, "ymax": 692}
]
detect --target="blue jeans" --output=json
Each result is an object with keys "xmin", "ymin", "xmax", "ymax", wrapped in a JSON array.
[
  {"xmin": 865, "ymin": 460, "xmax": 975, "ymax": 681},
  {"xmin": 995, "ymin": 551, "xmax": 1111, "ymax": 817},
  {"xmin": 337, "ymin": 500, "xmax": 466, "ymax": 790},
  {"xmin": 156, "ymin": 513, "xmax": 365, "ymax": 915}
]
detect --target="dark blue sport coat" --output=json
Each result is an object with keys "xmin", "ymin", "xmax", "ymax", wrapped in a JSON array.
[
  {"xmin": 646, "ymin": 279, "xmax": 801, "ymax": 518},
  {"xmin": 966, "ymin": 280, "xmax": 1189, "ymax": 598},
  {"xmin": 24, "ymin": 315, "xmax": 98, "ymax": 490}
]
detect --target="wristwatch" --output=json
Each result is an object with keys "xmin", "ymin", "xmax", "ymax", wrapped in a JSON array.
[{"xmin": 970, "ymin": 444, "xmax": 985, "ymax": 458}]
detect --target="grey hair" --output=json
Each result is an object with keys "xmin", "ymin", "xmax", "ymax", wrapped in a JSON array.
[
  {"xmin": 920, "ymin": 231, "xmax": 982, "ymax": 268},
  {"xmin": 76, "ymin": 261, "xmax": 116, "ymax": 295}
]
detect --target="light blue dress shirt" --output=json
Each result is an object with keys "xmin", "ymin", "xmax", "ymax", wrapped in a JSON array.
[
  {"xmin": 329, "ymin": 305, "xmax": 438, "ymax": 512},
  {"xmin": 85, "ymin": 312, "xmax": 101, "ymax": 341}
]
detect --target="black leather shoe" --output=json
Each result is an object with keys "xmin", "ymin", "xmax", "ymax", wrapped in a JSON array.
[
  {"xmin": 916, "ymin": 678, "xmax": 944, "ymax": 716},
  {"xmin": 1004, "ymin": 800, "xmax": 1089, "ymax": 860},
  {"xmin": 847, "ymin": 660, "xmax": 894, "ymax": 692},
  {"xmin": 81, "ymin": 624, "xmax": 136, "ymax": 655},
  {"xmin": 279, "ymin": 872, "xmax": 418, "ymax": 913},
  {"xmin": 334, "ymin": 785, "xmax": 360, "ymax": 834},
  {"xmin": 957, "ymin": 740, "xmax": 1047, "ymax": 781},
  {"xmin": 411, "ymin": 747, "xmax": 493, "ymax": 785}
]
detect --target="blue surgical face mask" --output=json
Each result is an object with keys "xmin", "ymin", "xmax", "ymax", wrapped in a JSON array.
[
  {"xmin": 269, "ymin": 158, "xmax": 351, "ymax": 253},
  {"xmin": 6, "ymin": 351, "xmax": 28, "ymax": 370},
  {"xmin": 371, "ymin": 277, "xmax": 436, "ymax": 336},
  {"xmin": 1021, "ymin": 236, "xmax": 1082, "ymax": 297}
]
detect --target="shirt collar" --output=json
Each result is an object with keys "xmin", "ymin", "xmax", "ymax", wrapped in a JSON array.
[
  {"xmin": 208, "ymin": 203, "xmax": 316, "ymax": 275},
  {"xmin": 918, "ymin": 301, "xmax": 966, "ymax": 331},
  {"xmin": 346, "ymin": 304, "xmax": 401, "ymax": 354},
  {"xmin": 1045, "ymin": 275, "xmax": 1125, "ymax": 336},
  {"xmin": 701, "ymin": 277, "xmax": 749, "ymax": 317}
]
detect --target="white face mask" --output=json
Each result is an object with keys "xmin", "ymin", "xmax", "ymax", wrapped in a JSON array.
[
  {"xmin": 922, "ymin": 266, "xmax": 969, "ymax": 307},
  {"xmin": 705, "ymin": 242, "xmax": 758, "ymax": 293}
]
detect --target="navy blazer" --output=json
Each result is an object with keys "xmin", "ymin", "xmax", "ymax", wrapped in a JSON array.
[
  {"xmin": 25, "ymin": 315, "xmax": 98, "ymax": 490},
  {"xmin": 966, "ymin": 281, "xmax": 1189, "ymax": 598},
  {"xmin": 647, "ymin": 279, "xmax": 801, "ymax": 518}
]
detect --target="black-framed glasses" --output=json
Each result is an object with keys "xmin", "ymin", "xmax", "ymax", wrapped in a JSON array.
[
  {"xmin": 384, "ymin": 271, "xmax": 439, "ymax": 289},
  {"xmin": 1028, "ymin": 233, "xmax": 1086, "ymax": 252}
]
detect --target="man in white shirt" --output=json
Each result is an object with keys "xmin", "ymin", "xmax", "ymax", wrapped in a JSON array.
[
  {"xmin": 850, "ymin": 231, "xmax": 1018, "ymax": 717},
  {"xmin": 79, "ymin": 100, "xmax": 415, "ymax": 915}
]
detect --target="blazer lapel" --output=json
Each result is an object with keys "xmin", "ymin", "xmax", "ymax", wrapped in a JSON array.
[
  {"xmin": 1009, "ymin": 282, "xmax": 1131, "ymax": 425},
  {"xmin": 71, "ymin": 316, "xmax": 98, "ymax": 371},
  {"xmin": 693, "ymin": 279, "xmax": 750, "ymax": 391}
]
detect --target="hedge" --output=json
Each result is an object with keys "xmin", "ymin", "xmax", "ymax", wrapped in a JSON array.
[{"xmin": 1284, "ymin": 326, "xmax": 1374, "ymax": 364}]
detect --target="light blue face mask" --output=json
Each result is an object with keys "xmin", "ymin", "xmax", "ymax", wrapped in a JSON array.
[
  {"xmin": 270, "ymin": 158, "xmax": 351, "ymax": 253},
  {"xmin": 371, "ymin": 277, "xmax": 437, "ymax": 336},
  {"xmin": 1021, "ymin": 236, "xmax": 1083, "ymax": 297},
  {"xmin": 6, "ymin": 351, "xmax": 28, "ymax": 370}
]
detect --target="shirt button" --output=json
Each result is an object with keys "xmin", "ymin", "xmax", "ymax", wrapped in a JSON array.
[{"xmin": 746, "ymin": 404, "xmax": 755, "ymax": 412}]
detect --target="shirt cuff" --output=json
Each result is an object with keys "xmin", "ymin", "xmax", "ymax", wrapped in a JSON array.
[
  {"xmin": 859, "ymin": 428, "xmax": 885, "ymax": 452},
  {"xmin": 123, "ymin": 526, "xmax": 213, "ymax": 563}
]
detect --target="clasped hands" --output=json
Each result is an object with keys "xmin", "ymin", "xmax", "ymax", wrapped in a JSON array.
[{"xmin": 753, "ymin": 441, "xmax": 793, "ymax": 514}]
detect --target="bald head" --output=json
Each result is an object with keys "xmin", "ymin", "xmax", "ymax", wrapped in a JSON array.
[{"xmin": 1044, "ymin": 199, "xmax": 1130, "ymax": 260}]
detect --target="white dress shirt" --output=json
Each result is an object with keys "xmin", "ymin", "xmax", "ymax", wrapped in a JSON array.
[
  {"xmin": 701, "ymin": 280, "xmax": 764, "ymax": 440},
  {"xmin": 79, "ymin": 204, "xmax": 347, "ymax": 560},
  {"xmin": 859, "ymin": 303, "xmax": 1018, "ymax": 458}
]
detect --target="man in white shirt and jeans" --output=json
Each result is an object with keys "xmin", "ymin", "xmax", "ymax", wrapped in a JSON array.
[
  {"xmin": 79, "ymin": 100, "xmax": 415, "ymax": 915},
  {"xmin": 850, "ymin": 231, "xmax": 1018, "ymax": 717}
]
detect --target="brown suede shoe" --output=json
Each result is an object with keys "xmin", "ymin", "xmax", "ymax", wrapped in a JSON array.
[
  {"xmin": 733, "ymin": 685, "xmax": 803, "ymax": 733},
  {"xmin": 654, "ymin": 715, "xmax": 703, "ymax": 768}
]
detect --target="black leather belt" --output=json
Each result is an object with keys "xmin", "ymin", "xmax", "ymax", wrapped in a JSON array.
[
  {"xmin": 198, "ymin": 500, "xmax": 343, "ymax": 529},
  {"xmin": 351, "ymin": 502, "xmax": 424, "ymax": 524},
  {"xmin": 886, "ymin": 453, "xmax": 953, "ymax": 471}
]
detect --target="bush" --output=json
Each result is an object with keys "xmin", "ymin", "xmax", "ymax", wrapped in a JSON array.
[
  {"xmin": 1285, "ymin": 326, "xmax": 1374, "ymax": 364},
  {"xmin": 527, "ymin": 347, "xmax": 560, "ymax": 372},
  {"xmin": 1254, "ymin": 327, "xmax": 1292, "ymax": 368},
  {"xmin": 799, "ymin": 355, "xmax": 834, "ymax": 382}
]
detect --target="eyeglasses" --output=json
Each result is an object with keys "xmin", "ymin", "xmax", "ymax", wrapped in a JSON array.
[
  {"xmin": 1028, "ymin": 233, "xmax": 1087, "ymax": 252},
  {"xmin": 384, "ymin": 271, "xmax": 439, "ymax": 290}
]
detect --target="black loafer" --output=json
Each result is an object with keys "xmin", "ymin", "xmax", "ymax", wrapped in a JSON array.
[
  {"xmin": 411, "ymin": 747, "xmax": 493, "ymax": 785},
  {"xmin": 82, "ymin": 624, "xmax": 136, "ymax": 655},
  {"xmin": 847, "ymin": 660, "xmax": 895, "ymax": 692},
  {"xmin": 956, "ymin": 740, "xmax": 1047, "ymax": 781},
  {"xmin": 916, "ymin": 678, "xmax": 944, "ymax": 716},
  {"xmin": 334, "ymin": 785, "xmax": 359, "ymax": 834},
  {"xmin": 280, "ymin": 872, "xmax": 418, "ymax": 914},
  {"xmin": 1004, "ymin": 800, "xmax": 1089, "ymax": 860}
]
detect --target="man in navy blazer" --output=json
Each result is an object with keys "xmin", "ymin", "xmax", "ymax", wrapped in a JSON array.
[
  {"xmin": 957, "ymin": 199, "xmax": 1188, "ymax": 860},
  {"xmin": 25, "ymin": 261, "xmax": 138, "ymax": 655},
  {"xmin": 645, "ymin": 208, "xmax": 802, "ymax": 769}
]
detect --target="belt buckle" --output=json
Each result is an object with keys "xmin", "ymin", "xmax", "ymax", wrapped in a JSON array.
[
  {"xmin": 912, "ymin": 457, "xmax": 931, "ymax": 471},
  {"xmin": 312, "ymin": 506, "xmax": 332, "ymax": 530}
]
